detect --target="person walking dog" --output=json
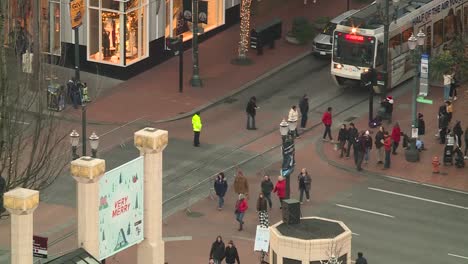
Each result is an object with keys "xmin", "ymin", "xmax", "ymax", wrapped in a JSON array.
[
  {"xmin": 192, "ymin": 112, "xmax": 202, "ymax": 147},
  {"xmin": 214, "ymin": 172, "xmax": 228, "ymax": 210}
]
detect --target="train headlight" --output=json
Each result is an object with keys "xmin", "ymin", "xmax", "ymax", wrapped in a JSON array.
[
  {"xmin": 334, "ymin": 63, "xmax": 343, "ymax": 69},
  {"xmin": 351, "ymin": 27, "xmax": 357, "ymax": 34}
]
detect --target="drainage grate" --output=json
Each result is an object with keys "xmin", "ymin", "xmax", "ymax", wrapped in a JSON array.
[
  {"xmin": 186, "ymin": 211, "xmax": 204, "ymax": 218},
  {"xmin": 344, "ymin": 116, "xmax": 357, "ymax": 122}
]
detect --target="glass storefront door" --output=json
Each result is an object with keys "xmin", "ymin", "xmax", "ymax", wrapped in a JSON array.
[
  {"xmin": 87, "ymin": 0, "xmax": 149, "ymax": 66},
  {"xmin": 165, "ymin": 0, "xmax": 224, "ymax": 41}
]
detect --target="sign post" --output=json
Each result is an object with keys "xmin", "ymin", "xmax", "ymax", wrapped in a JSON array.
[
  {"xmin": 98, "ymin": 157, "xmax": 144, "ymax": 260},
  {"xmin": 419, "ymin": 53, "xmax": 429, "ymax": 96},
  {"xmin": 33, "ymin": 236, "xmax": 48, "ymax": 259},
  {"xmin": 254, "ymin": 225, "xmax": 270, "ymax": 252}
]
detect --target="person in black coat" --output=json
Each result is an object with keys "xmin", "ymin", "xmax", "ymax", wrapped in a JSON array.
[
  {"xmin": 375, "ymin": 126, "xmax": 385, "ymax": 164},
  {"xmin": 209, "ymin": 236, "xmax": 225, "ymax": 264},
  {"xmin": 337, "ymin": 124, "xmax": 348, "ymax": 158},
  {"xmin": 246, "ymin": 96, "xmax": 258, "ymax": 130},
  {"xmin": 453, "ymin": 121, "xmax": 463, "ymax": 148},
  {"xmin": 214, "ymin": 172, "xmax": 228, "ymax": 210},
  {"xmin": 417, "ymin": 113, "xmax": 425, "ymax": 136},
  {"xmin": 354, "ymin": 132, "xmax": 366, "ymax": 171},
  {"xmin": 355, "ymin": 252, "xmax": 368, "ymax": 264},
  {"xmin": 346, "ymin": 123, "xmax": 358, "ymax": 158},
  {"xmin": 224, "ymin": 240, "xmax": 240, "ymax": 264},
  {"xmin": 299, "ymin": 94, "xmax": 309, "ymax": 129}
]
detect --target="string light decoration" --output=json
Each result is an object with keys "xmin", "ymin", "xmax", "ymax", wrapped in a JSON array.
[
  {"xmin": 319, "ymin": 255, "xmax": 343, "ymax": 264},
  {"xmin": 238, "ymin": 0, "xmax": 252, "ymax": 59}
]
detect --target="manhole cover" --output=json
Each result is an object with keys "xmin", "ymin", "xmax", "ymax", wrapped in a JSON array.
[
  {"xmin": 224, "ymin": 98, "xmax": 238, "ymax": 104},
  {"xmin": 186, "ymin": 211, "xmax": 204, "ymax": 218},
  {"xmin": 344, "ymin": 116, "xmax": 357, "ymax": 122}
]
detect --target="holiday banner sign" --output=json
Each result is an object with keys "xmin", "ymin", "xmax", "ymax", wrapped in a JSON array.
[
  {"xmin": 69, "ymin": 0, "xmax": 85, "ymax": 29},
  {"xmin": 98, "ymin": 156, "xmax": 144, "ymax": 260}
]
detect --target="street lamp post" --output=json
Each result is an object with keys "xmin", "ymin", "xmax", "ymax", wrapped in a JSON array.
[
  {"xmin": 70, "ymin": 130, "xmax": 100, "ymax": 160},
  {"xmin": 280, "ymin": 119, "xmax": 296, "ymax": 199},
  {"xmin": 190, "ymin": 0, "xmax": 203, "ymax": 87},
  {"xmin": 405, "ymin": 30, "xmax": 425, "ymax": 162},
  {"xmin": 379, "ymin": 0, "xmax": 400, "ymax": 99}
]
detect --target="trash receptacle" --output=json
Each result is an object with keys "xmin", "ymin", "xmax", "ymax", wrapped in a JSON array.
[{"xmin": 47, "ymin": 83, "xmax": 66, "ymax": 111}]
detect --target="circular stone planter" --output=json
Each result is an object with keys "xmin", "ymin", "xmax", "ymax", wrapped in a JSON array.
[{"xmin": 269, "ymin": 216, "xmax": 352, "ymax": 264}]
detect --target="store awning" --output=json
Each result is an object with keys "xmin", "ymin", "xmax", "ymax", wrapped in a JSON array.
[{"xmin": 45, "ymin": 248, "xmax": 101, "ymax": 264}]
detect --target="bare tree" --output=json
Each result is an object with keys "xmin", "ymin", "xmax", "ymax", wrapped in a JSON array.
[
  {"xmin": 0, "ymin": 2, "xmax": 68, "ymax": 192},
  {"xmin": 320, "ymin": 239, "xmax": 345, "ymax": 264}
]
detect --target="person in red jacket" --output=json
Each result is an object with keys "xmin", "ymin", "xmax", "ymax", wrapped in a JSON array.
[
  {"xmin": 383, "ymin": 131, "xmax": 392, "ymax": 169},
  {"xmin": 391, "ymin": 122, "xmax": 401, "ymax": 155},
  {"xmin": 322, "ymin": 107, "xmax": 333, "ymax": 141},
  {"xmin": 234, "ymin": 194, "xmax": 248, "ymax": 231},
  {"xmin": 273, "ymin": 176, "xmax": 286, "ymax": 209}
]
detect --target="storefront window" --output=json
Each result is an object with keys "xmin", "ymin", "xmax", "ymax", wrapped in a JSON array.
[
  {"xmin": 88, "ymin": 0, "xmax": 149, "ymax": 66},
  {"xmin": 165, "ymin": 0, "xmax": 224, "ymax": 41},
  {"xmin": 4, "ymin": 0, "xmax": 60, "ymax": 55}
]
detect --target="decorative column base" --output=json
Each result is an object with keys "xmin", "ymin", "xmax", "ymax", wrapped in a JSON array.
[
  {"xmin": 10, "ymin": 214, "xmax": 34, "ymax": 264},
  {"xmin": 137, "ymin": 240, "xmax": 165, "ymax": 264}
]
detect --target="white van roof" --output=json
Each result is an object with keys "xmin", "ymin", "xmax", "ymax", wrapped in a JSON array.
[{"xmin": 330, "ymin": 9, "xmax": 359, "ymax": 24}]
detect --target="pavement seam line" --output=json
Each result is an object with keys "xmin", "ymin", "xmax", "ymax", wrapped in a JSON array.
[
  {"xmin": 335, "ymin": 204, "xmax": 395, "ymax": 218},
  {"xmin": 448, "ymin": 253, "xmax": 468, "ymax": 260},
  {"xmin": 368, "ymin": 187, "xmax": 468, "ymax": 210}
]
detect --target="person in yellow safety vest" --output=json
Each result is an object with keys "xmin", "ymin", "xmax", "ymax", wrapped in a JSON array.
[{"xmin": 192, "ymin": 112, "xmax": 202, "ymax": 147}]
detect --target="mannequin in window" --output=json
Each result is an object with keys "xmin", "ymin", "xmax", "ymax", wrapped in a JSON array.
[{"xmin": 102, "ymin": 30, "xmax": 111, "ymax": 57}]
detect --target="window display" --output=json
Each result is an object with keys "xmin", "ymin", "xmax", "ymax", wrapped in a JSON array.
[
  {"xmin": 165, "ymin": 0, "xmax": 224, "ymax": 41},
  {"xmin": 88, "ymin": 0, "xmax": 148, "ymax": 66},
  {"xmin": 4, "ymin": 0, "xmax": 61, "ymax": 55}
]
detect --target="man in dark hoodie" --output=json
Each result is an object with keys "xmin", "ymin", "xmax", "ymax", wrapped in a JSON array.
[
  {"xmin": 209, "ymin": 236, "xmax": 225, "ymax": 264},
  {"xmin": 246, "ymin": 96, "xmax": 258, "ymax": 130},
  {"xmin": 260, "ymin": 175, "xmax": 274, "ymax": 209},
  {"xmin": 224, "ymin": 240, "xmax": 240, "ymax": 264},
  {"xmin": 346, "ymin": 123, "xmax": 359, "ymax": 158},
  {"xmin": 355, "ymin": 252, "xmax": 368, "ymax": 264},
  {"xmin": 299, "ymin": 94, "xmax": 309, "ymax": 129}
]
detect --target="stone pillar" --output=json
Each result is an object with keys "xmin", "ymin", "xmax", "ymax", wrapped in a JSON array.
[
  {"xmin": 70, "ymin": 157, "xmax": 106, "ymax": 258},
  {"xmin": 3, "ymin": 188, "xmax": 39, "ymax": 264},
  {"xmin": 134, "ymin": 128, "xmax": 168, "ymax": 264}
]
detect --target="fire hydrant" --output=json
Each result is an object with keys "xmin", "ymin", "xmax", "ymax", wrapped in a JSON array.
[{"xmin": 432, "ymin": 156, "xmax": 440, "ymax": 174}]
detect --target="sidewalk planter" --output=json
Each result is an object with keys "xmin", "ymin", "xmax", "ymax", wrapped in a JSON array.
[{"xmin": 285, "ymin": 17, "xmax": 315, "ymax": 45}]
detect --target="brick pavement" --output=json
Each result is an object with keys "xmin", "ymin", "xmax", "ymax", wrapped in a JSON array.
[
  {"xmin": 63, "ymin": 0, "xmax": 364, "ymax": 124},
  {"xmin": 321, "ymin": 85, "xmax": 468, "ymax": 192}
]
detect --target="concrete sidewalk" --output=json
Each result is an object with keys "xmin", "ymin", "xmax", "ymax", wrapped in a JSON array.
[
  {"xmin": 321, "ymin": 84, "xmax": 468, "ymax": 192},
  {"xmin": 61, "ymin": 0, "xmax": 364, "ymax": 125}
]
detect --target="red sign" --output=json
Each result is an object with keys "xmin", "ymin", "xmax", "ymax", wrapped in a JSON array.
[
  {"xmin": 33, "ymin": 236, "xmax": 48, "ymax": 258},
  {"xmin": 345, "ymin": 34, "xmax": 365, "ymax": 42}
]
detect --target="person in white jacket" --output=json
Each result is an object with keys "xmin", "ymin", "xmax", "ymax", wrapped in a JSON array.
[{"xmin": 288, "ymin": 105, "xmax": 300, "ymax": 137}]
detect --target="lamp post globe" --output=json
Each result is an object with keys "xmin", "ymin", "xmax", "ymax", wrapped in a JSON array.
[
  {"xmin": 280, "ymin": 119, "xmax": 289, "ymax": 137},
  {"xmin": 70, "ymin": 130, "xmax": 80, "ymax": 160},
  {"xmin": 89, "ymin": 132, "xmax": 100, "ymax": 158},
  {"xmin": 408, "ymin": 33, "xmax": 417, "ymax": 50},
  {"xmin": 417, "ymin": 30, "xmax": 426, "ymax": 46}
]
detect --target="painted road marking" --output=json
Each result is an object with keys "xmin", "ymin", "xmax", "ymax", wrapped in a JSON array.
[
  {"xmin": 384, "ymin": 175, "xmax": 419, "ymax": 184},
  {"xmin": 369, "ymin": 187, "xmax": 468, "ymax": 210},
  {"xmin": 421, "ymin": 184, "xmax": 468, "ymax": 195},
  {"xmin": 163, "ymin": 236, "xmax": 193, "ymax": 242},
  {"xmin": 352, "ymin": 232, "xmax": 360, "ymax": 236},
  {"xmin": 336, "ymin": 204, "xmax": 395, "ymax": 218},
  {"xmin": 448, "ymin": 253, "xmax": 468, "ymax": 260}
]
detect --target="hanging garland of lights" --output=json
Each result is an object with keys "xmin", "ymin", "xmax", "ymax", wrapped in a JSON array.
[{"xmin": 238, "ymin": 0, "xmax": 252, "ymax": 59}]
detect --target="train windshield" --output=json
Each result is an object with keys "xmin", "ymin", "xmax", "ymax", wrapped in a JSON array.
[{"xmin": 333, "ymin": 32, "xmax": 375, "ymax": 67}]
